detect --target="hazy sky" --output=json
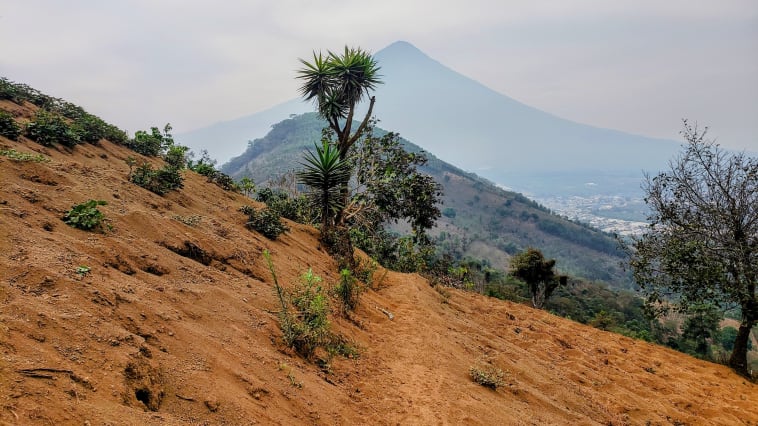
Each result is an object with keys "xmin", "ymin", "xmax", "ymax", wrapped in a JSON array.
[{"xmin": 1, "ymin": 0, "xmax": 756, "ymax": 151}]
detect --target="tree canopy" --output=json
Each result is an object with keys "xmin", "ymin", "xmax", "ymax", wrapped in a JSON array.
[
  {"xmin": 510, "ymin": 247, "xmax": 566, "ymax": 309},
  {"xmin": 628, "ymin": 121, "xmax": 758, "ymax": 375}
]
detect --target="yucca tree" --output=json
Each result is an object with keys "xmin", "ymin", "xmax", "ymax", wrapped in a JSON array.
[
  {"xmin": 297, "ymin": 141, "xmax": 352, "ymax": 232},
  {"xmin": 297, "ymin": 46, "xmax": 382, "ymax": 226},
  {"xmin": 297, "ymin": 46, "xmax": 382, "ymax": 160}
]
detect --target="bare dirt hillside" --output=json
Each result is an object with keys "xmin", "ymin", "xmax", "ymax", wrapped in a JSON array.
[{"xmin": 1, "ymin": 100, "xmax": 756, "ymax": 425}]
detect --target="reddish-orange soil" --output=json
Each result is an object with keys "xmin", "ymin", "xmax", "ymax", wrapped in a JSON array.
[{"xmin": 1, "ymin": 100, "xmax": 756, "ymax": 425}]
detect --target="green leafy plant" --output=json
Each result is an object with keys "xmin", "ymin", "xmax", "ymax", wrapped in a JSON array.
[
  {"xmin": 129, "ymin": 124, "xmax": 173, "ymax": 157},
  {"xmin": 62, "ymin": 200, "xmax": 108, "ymax": 231},
  {"xmin": 76, "ymin": 265, "xmax": 91, "ymax": 277},
  {"xmin": 297, "ymin": 46, "xmax": 381, "ymax": 228},
  {"xmin": 239, "ymin": 176, "xmax": 255, "ymax": 197},
  {"xmin": 265, "ymin": 251, "xmax": 329, "ymax": 358},
  {"xmin": 333, "ymin": 268, "xmax": 362, "ymax": 314},
  {"xmin": 0, "ymin": 148, "xmax": 49, "ymax": 163},
  {"xmin": 469, "ymin": 364, "xmax": 505, "ymax": 390},
  {"xmin": 256, "ymin": 187, "xmax": 316, "ymax": 225},
  {"xmin": 129, "ymin": 161, "xmax": 183, "ymax": 195},
  {"xmin": 240, "ymin": 205, "xmax": 288, "ymax": 240},
  {"xmin": 26, "ymin": 110, "xmax": 80, "ymax": 147},
  {"xmin": 0, "ymin": 111, "xmax": 21, "ymax": 140},
  {"xmin": 297, "ymin": 140, "xmax": 352, "ymax": 232}
]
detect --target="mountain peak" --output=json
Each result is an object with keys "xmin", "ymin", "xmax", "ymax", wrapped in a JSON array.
[{"xmin": 376, "ymin": 40, "xmax": 431, "ymax": 61}]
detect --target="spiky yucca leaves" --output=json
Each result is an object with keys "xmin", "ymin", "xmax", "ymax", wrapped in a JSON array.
[
  {"xmin": 297, "ymin": 141, "xmax": 352, "ymax": 232},
  {"xmin": 297, "ymin": 46, "xmax": 381, "ymax": 158}
]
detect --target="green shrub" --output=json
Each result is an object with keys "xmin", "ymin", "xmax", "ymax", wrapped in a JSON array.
[
  {"xmin": 26, "ymin": 110, "xmax": 79, "ymax": 147},
  {"xmin": 0, "ymin": 148, "xmax": 50, "ymax": 162},
  {"xmin": 265, "ymin": 251, "xmax": 329, "ymax": 358},
  {"xmin": 0, "ymin": 77, "xmax": 26, "ymax": 103},
  {"xmin": 102, "ymin": 123, "xmax": 129, "ymax": 145},
  {"xmin": 442, "ymin": 207, "xmax": 457, "ymax": 218},
  {"xmin": 62, "ymin": 200, "xmax": 108, "ymax": 231},
  {"xmin": 469, "ymin": 364, "xmax": 505, "ymax": 390},
  {"xmin": 0, "ymin": 78, "xmax": 128, "ymax": 145},
  {"xmin": 71, "ymin": 114, "xmax": 121, "ymax": 144},
  {"xmin": 129, "ymin": 161, "xmax": 183, "ymax": 195},
  {"xmin": 333, "ymin": 268, "xmax": 362, "ymax": 314},
  {"xmin": 0, "ymin": 111, "xmax": 21, "ymax": 140},
  {"xmin": 256, "ymin": 187, "xmax": 316, "ymax": 224},
  {"xmin": 241, "ymin": 205, "xmax": 288, "ymax": 240},
  {"xmin": 129, "ymin": 124, "xmax": 174, "ymax": 157}
]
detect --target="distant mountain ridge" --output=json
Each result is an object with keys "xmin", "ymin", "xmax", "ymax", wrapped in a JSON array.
[
  {"xmin": 222, "ymin": 112, "xmax": 631, "ymax": 287},
  {"xmin": 180, "ymin": 40, "xmax": 680, "ymax": 191}
]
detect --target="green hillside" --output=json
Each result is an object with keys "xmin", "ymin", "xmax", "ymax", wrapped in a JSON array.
[{"xmin": 222, "ymin": 113, "xmax": 630, "ymax": 287}]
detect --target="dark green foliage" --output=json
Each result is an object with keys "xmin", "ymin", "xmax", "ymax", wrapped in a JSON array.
[
  {"xmin": 720, "ymin": 327, "xmax": 753, "ymax": 352},
  {"xmin": 240, "ymin": 205, "xmax": 289, "ymax": 240},
  {"xmin": 0, "ymin": 111, "xmax": 21, "ymax": 140},
  {"xmin": 333, "ymin": 269, "xmax": 362, "ymax": 314},
  {"xmin": 26, "ymin": 110, "xmax": 80, "ymax": 147},
  {"xmin": 188, "ymin": 149, "xmax": 217, "ymax": 176},
  {"xmin": 627, "ymin": 121, "xmax": 758, "ymax": 375},
  {"xmin": 71, "ymin": 114, "xmax": 107, "ymax": 144},
  {"xmin": 297, "ymin": 46, "xmax": 382, "ymax": 232},
  {"xmin": 187, "ymin": 150, "xmax": 240, "ymax": 192},
  {"xmin": 62, "ymin": 200, "xmax": 108, "ymax": 231},
  {"xmin": 255, "ymin": 187, "xmax": 316, "ymax": 224},
  {"xmin": 129, "ymin": 161, "xmax": 183, "ymax": 195},
  {"xmin": 1, "ymin": 77, "xmax": 128, "ymax": 145},
  {"xmin": 510, "ymin": 248, "xmax": 567, "ymax": 309},
  {"xmin": 266, "ymin": 252, "xmax": 326, "ymax": 358},
  {"xmin": 680, "ymin": 304, "xmax": 722, "ymax": 358},
  {"xmin": 351, "ymin": 129, "xmax": 442, "ymax": 241},
  {"xmin": 298, "ymin": 140, "xmax": 352, "ymax": 231},
  {"xmin": 536, "ymin": 217, "xmax": 619, "ymax": 255},
  {"xmin": 126, "ymin": 125, "xmax": 188, "ymax": 195},
  {"xmin": 130, "ymin": 124, "xmax": 173, "ymax": 157},
  {"xmin": 0, "ymin": 77, "xmax": 27, "ymax": 103}
]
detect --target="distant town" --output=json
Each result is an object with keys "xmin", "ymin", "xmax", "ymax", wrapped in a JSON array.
[{"xmin": 534, "ymin": 194, "xmax": 649, "ymax": 237}]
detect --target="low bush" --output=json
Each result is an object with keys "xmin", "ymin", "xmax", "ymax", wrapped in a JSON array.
[
  {"xmin": 129, "ymin": 161, "xmax": 183, "ymax": 195},
  {"xmin": 469, "ymin": 364, "xmax": 505, "ymax": 390},
  {"xmin": 333, "ymin": 269, "xmax": 362, "ymax": 314},
  {"xmin": 62, "ymin": 200, "xmax": 108, "ymax": 231},
  {"xmin": 26, "ymin": 110, "xmax": 79, "ymax": 147},
  {"xmin": 125, "ymin": 125, "xmax": 188, "ymax": 195},
  {"xmin": 129, "ymin": 125, "xmax": 171, "ymax": 157},
  {"xmin": 0, "ymin": 148, "xmax": 50, "ymax": 163},
  {"xmin": 266, "ymin": 252, "xmax": 329, "ymax": 358},
  {"xmin": 256, "ymin": 187, "xmax": 316, "ymax": 224},
  {"xmin": 240, "ymin": 205, "xmax": 288, "ymax": 240},
  {"xmin": 0, "ymin": 111, "xmax": 21, "ymax": 140},
  {"xmin": 265, "ymin": 251, "xmax": 360, "ymax": 361}
]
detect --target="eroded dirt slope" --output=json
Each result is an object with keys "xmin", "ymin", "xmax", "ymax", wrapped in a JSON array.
[{"xmin": 1, "ymin": 100, "xmax": 756, "ymax": 425}]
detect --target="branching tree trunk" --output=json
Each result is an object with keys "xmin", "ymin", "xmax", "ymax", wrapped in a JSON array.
[{"xmin": 627, "ymin": 120, "xmax": 758, "ymax": 376}]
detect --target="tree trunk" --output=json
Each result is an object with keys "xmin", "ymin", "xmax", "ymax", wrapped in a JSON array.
[{"xmin": 728, "ymin": 318, "xmax": 755, "ymax": 376}]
